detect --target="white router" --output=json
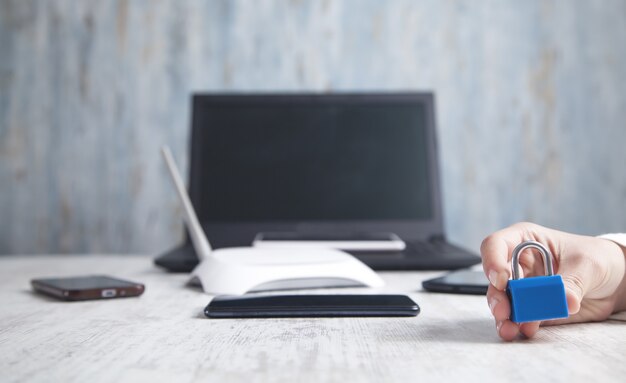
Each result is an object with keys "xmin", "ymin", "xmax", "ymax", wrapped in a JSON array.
[{"xmin": 161, "ymin": 146, "xmax": 385, "ymax": 295}]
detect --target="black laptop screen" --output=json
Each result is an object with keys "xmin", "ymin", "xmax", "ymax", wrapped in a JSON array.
[{"xmin": 191, "ymin": 97, "xmax": 433, "ymax": 222}]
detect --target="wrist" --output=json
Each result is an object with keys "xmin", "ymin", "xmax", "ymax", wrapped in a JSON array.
[
  {"xmin": 599, "ymin": 235, "xmax": 626, "ymax": 313},
  {"xmin": 615, "ymin": 245, "xmax": 626, "ymax": 313}
]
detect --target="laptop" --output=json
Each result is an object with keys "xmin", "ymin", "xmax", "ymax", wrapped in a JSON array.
[{"xmin": 156, "ymin": 92, "xmax": 479, "ymax": 272}]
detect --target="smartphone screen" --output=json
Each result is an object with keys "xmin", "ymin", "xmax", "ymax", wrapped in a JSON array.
[
  {"xmin": 32, "ymin": 275, "xmax": 145, "ymax": 301},
  {"xmin": 422, "ymin": 270, "xmax": 488, "ymax": 295}
]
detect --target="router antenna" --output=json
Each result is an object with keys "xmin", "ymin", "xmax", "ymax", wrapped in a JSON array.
[{"xmin": 161, "ymin": 146, "xmax": 212, "ymax": 261}]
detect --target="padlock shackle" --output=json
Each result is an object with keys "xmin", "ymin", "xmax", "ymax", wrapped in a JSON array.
[{"xmin": 511, "ymin": 241, "xmax": 555, "ymax": 280}]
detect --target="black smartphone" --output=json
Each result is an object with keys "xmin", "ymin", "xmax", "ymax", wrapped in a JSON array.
[
  {"xmin": 422, "ymin": 270, "xmax": 489, "ymax": 295},
  {"xmin": 205, "ymin": 294, "xmax": 420, "ymax": 318},
  {"xmin": 31, "ymin": 275, "xmax": 145, "ymax": 301}
]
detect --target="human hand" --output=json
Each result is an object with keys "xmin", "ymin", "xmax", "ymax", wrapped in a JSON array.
[{"xmin": 481, "ymin": 222, "xmax": 626, "ymax": 341}]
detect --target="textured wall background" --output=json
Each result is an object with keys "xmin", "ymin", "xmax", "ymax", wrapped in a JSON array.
[{"xmin": 1, "ymin": 0, "xmax": 625, "ymax": 255}]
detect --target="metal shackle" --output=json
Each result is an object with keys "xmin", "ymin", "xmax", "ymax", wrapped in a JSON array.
[{"xmin": 511, "ymin": 240, "xmax": 554, "ymax": 280}]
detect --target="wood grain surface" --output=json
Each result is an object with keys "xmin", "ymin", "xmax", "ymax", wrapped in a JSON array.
[
  {"xmin": 1, "ymin": 0, "xmax": 626, "ymax": 255},
  {"xmin": 1, "ymin": 255, "xmax": 625, "ymax": 382}
]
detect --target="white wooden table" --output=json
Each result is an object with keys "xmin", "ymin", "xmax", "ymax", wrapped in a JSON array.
[{"xmin": 1, "ymin": 256, "xmax": 625, "ymax": 383}]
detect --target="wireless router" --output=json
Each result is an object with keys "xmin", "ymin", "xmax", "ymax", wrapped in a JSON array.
[{"xmin": 161, "ymin": 146, "xmax": 385, "ymax": 295}]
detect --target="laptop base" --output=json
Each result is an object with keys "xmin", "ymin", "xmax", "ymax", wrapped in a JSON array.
[{"xmin": 155, "ymin": 240, "xmax": 480, "ymax": 273}]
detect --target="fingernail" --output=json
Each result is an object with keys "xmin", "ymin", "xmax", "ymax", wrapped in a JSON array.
[
  {"xmin": 488, "ymin": 270, "xmax": 499, "ymax": 288},
  {"xmin": 488, "ymin": 297, "xmax": 499, "ymax": 314},
  {"xmin": 496, "ymin": 321, "xmax": 503, "ymax": 333}
]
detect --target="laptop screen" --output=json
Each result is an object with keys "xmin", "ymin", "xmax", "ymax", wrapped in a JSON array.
[{"xmin": 191, "ymin": 96, "xmax": 434, "ymax": 222}]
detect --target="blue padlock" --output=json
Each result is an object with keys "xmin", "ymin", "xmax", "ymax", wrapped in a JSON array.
[{"xmin": 507, "ymin": 241, "xmax": 569, "ymax": 323}]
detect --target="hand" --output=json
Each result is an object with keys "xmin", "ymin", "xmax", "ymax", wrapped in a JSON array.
[{"xmin": 480, "ymin": 222, "xmax": 626, "ymax": 341}]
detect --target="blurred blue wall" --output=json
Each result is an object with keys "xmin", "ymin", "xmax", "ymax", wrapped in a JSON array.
[{"xmin": 1, "ymin": 0, "xmax": 625, "ymax": 255}]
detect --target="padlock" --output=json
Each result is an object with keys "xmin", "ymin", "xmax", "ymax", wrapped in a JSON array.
[{"xmin": 507, "ymin": 240, "xmax": 569, "ymax": 323}]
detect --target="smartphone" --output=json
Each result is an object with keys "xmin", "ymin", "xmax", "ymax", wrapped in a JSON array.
[
  {"xmin": 252, "ymin": 232, "xmax": 406, "ymax": 252},
  {"xmin": 31, "ymin": 275, "xmax": 145, "ymax": 301},
  {"xmin": 422, "ymin": 270, "xmax": 489, "ymax": 295},
  {"xmin": 205, "ymin": 294, "xmax": 420, "ymax": 318}
]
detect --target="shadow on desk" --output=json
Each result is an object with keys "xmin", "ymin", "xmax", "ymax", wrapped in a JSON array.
[
  {"xmin": 194, "ymin": 313, "xmax": 509, "ymax": 344},
  {"xmin": 23, "ymin": 289, "xmax": 62, "ymax": 303},
  {"xmin": 417, "ymin": 319, "xmax": 509, "ymax": 344}
]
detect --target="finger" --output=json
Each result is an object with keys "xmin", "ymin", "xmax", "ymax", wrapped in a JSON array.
[
  {"xmin": 535, "ymin": 260, "xmax": 592, "ymax": 325},
  {"xmin": 486, "ymin": 284, "xmax": 511, "ymax": 322},
  {"xmin": 488, "ymin": 285, "xmax": 540, "ymax": 339},
  {"xmin": 558, "ymin": 260, "xmax": 593, "ymax": 315},
  {"xmin": 518, "ymin": 247, "xmax": 546, "ymax": 277},
  {"xmin": 519, "ymin": 321, "xmax": 540, "ymax": 338},
  {"xmin": 497, "ymin": 319, "xmax": 520, "ymax": 341},
  {"xmin": 488, "ymin": 284, "xmax": 538, "ymax": 340},
  {"xmin": 481, "ymin": 232, "xmax": 518, "ymax": 290}
]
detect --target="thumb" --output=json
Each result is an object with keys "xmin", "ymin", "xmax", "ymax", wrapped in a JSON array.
[{"xmin": 560, "ymin": 273, "xmax": 586, "ymax": 315}]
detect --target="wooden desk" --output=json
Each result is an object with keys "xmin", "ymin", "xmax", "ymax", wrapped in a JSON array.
[{"xmin": 1, "ymin": 256, "xmax": 625, "ymax": 382}]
